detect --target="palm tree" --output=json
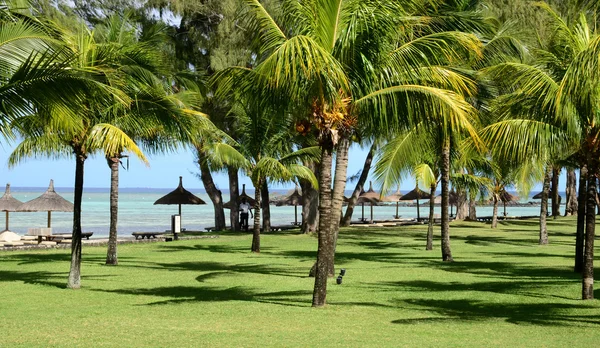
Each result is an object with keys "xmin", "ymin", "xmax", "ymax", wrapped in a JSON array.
[
  {"xmin": 224, "ymin": 0, "xmax": 483, "ymax": 307},
  {"xmin": 480, "ymin": 3, "xmax": 599, "ymax": 299},
  {"xmin": 9, "ymin": 21, "xmax": 158, "ymax": 289}
]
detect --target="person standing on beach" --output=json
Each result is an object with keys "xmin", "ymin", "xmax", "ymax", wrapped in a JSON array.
[{"xmin": 239, "ymin": 198, "xmax": 253, "ymax": 231}]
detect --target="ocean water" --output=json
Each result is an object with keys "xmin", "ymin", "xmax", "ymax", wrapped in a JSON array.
[{"xmin": 4, "ymin": 187, "xmax": 549, "ymax": 238}]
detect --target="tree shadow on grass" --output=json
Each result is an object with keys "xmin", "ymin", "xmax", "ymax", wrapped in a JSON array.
[
  {"xmin": 127, "ymin": 260, "xmax": 308, "ymax": 279},
  {"xmin": 391, "ymin": 298, "xmax": 600, "ymax": 327},
  {"xmin": 0, "ymin": 270, "xmax": 114, "ymax": 289},
  {"xmin": 154, "ymin": 244, "xmax": 255, "ymax": 254},
  {"xmin": 93, "ymin": 285, "xmax": 313, "ymax": 307}
]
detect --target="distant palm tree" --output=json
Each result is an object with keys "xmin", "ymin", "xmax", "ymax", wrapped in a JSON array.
[{"xmin": 480, "ymin": 3, "xmax": 599, "ymax": 299}]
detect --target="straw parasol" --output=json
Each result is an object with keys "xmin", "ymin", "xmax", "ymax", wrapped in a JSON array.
[
  {"xmin": 275, "ymin": 184, "xmax": 303, "ymax": 225},
  {"xmin": 154, "ymin": 176, "xmax": 205, "ymax": 224},
  {"xmin": 357, "ymin": 181, "xmax": 381, "ymax": 223},
  {"xmin": 433, "ymin": 190, "xmax": 458, "ymax": 216},
  {"xmin": 383, "ymin": 188, "xmax": 403, "ymax": 219},
  {"xmin": 0, "ymin": 184, "xmax": 23, "ymax": 232},
  {"xmin": 399, "ymin": 187, "xmax": 431, "ymax": 220},
  {"xmin": 19, "ymin": 179, "xmax": 73, "ymax": 228},
  {"xmin": 499, "ymin": 190, "xmax": 518, "ymax": 217},
  {"xmin": 223, "ymin": 184, "xmax": 256, "ymax": 209}
]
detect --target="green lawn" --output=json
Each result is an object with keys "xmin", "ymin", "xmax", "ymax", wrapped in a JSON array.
[{"xmin": 1, "ymin": 217, "xmax": 599, "ymax": 347}]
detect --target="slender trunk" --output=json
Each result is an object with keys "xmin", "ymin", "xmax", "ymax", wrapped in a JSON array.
[
  {"xmin": 329, "ymin": 137, "xmax": 350, "ymax": 275},
  {"xmin": 261, "ymin": 183, "xmax": 271, "ymax": 232},
  {"xmin": 251, "ymin": 179, "xmax": 263, "ymax": 253},
  {"xmin": 301, "ymin": 161, "xmax": 319, "ymax": 234},
  {"xmin": 551, "ymin": 167, "xmax": 561, "ymax": 218},
  {"xmin": 440, "ymin": 142, "xmax": 453, "ymax": 262},
  {"xmin": 105, "ymin": 156, "xmax": 119, "ymax": 265},
  {"xmin": 198, "ymin": 151, "xmax": 226, "ymax": 230},
  {"xmin": 565, "ymin": 169, "xmax": 578, "ymax": 216},
  {"xmin": 313, "ymin": 141, "xmax": 334, "ymax": 307},
  {"xmin": 582, "ymin": 170, "xmax": 596, "ymax": 299},
  {"xmin": 67, "ymin": 152, "xmax": 85, "ymax": 289},
  {"xmin": 491, "ymin": 193, "xmax": 499, "ymax": 228},
  {"xmin": 228, "ymin": 166, "xmax": 240, "ymax": 231},
  {"xmin": 341, "ymin": 143, "xmax": 374, "ymax": 226},
  {"xmin": 426, "ymin": 184, "xmax": 436, "ymax": 250},
  {"xmin": 575, "ymin": 165, "xmax": 587, "ymax": 273},
  {"xmin": 539, "ymin": 167, "xmax": 551, "ymax": 245}
]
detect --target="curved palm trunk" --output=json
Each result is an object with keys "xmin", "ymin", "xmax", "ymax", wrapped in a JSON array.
[
  {"xmin": 582, "ymin": 170, "xmax": 596, "ymax": 299},
  {"xmin": 251, "ymin": 180, "xmax": 263, "ymax": 253},
  {"xmin": 491, "ymin": 194, "xmax": 499, "ymax": 228},
  {"xmin": 426, "ymin": 184, "xmax": 436, "ymax": 250},
  {"xmin": 300, "ymin": 176, "xmax": 319, "ymax": 233},
  {"xmin": 228, "ymin": 166, "xmax": 240, "ymax": 231},
  {"xmin": 341, "ymin": 143, "xmax": 374, "ymax": 226},
  {"xmin": 551, "ymin": 167, "xmax": 561, "ymax": 218},
  {"xmin": 67, "ymin": 152, "xmax": 85, "ymax": 289},
  {"xmin": 575, "ymin": 165, "xmax": 587, "ymax": 273},
  {"xmin": 440, "ymin": 142, "xmax": 453, "ymax": 262},
  {"xmin": 261, "ymin": 183, "xmax": 271, "ymax": 232},
  {"xmin": 565, "ymin": 169, "xmax": 578, "ymax": 216},
  {"xmin": 198, "ymin": 153, "xmax": 226, "ymax": 231},
  {"xmin": 468, "ymin": 198, "xmax": 477, "ymax": 221},
  {"xmin": 105, "ymin": 156, "xmax": 120, "ymax": 265},
  {"xmin": 329, "ymin": 137, "xmax": 350, "ymax": 275},
  {"xmin": 539, "ymin": 166, "xmax": 551, "ymax": 245},
  {"xmin": 313, "ymin": 141, "xmax": 334, "ymax": 307}
]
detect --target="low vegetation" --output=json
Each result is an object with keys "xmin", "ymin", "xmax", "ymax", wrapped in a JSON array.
[{"xmin": 1, "ymin": 217, "xmax": 598, "ymax": 347}]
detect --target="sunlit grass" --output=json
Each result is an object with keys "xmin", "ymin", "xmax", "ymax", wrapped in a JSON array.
[{"xmin": 1, "ymin": 216, "xmax": 599, "ymax": 347}]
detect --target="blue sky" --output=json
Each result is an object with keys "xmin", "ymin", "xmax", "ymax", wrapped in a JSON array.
[{"xmin": 0, "ymin": 142, "xmax": 412, "ymax": 191}]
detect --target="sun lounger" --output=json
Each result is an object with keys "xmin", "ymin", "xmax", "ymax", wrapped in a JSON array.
[{"xmin": 132, "ymin": 232, "xmax": 166, "ymax": 240}]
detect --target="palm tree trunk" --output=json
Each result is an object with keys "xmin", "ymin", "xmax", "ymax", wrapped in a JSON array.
[
  {"xmin": 455, "ymin": 189, "xmax": 468, "ymax": 220},
  {"xmin": 565, "ymin": 169, "xmax": 578, "ymax": 216},
  {"xmin": 468, "ymin": 198, "xmax": 477, "ymax": 221},
  {"xmin": 198, "ymin": 152, "xmax": 226, "ymax": 230},
  {"xmin": 228, "ymin": 166, "xmax": 240, "ymax": 231},
  {"xmin": 440, "ymin": 142, "xmax": 453, "ymax": 262},
  {"xmin": 261, "ymin": 183, "xmax": 271, "ymax": 233},
  {"xmin": 539, "ymin": 166, "xmax": 551, "ymax": 245},
  {"xmin": 301, "ymin": 161, "xmax": 319, "ymax": 234},
  {"xmin": 491, "ymin": 194, "xmax": 499, "ymax": 228},
  {"xmin": 105, "ymin": 156, "xmax": 119, "ymax": 265},
  {"xmin": 313, "ymin": 141, "xmax": 334, "ymax": 307},
  {"xmin": 329, "ymin": 137, "xmax": 350, "ymax": 275},
  {"xmin": 575, "ymin": 165, "xmax": 587, "ymax": 273},
  {"xmin": 341, "ymin": 143, "xmax": 375, "ymax": 226},
  {"xmin": 551, "ymin": 167, "xmax": 561, "ymax": 218},
  {"xmin": 582, "ymin": 169, "xmax": 596, "ymax": 299},
  {"xmin": 67, "ymin": 152, "xmax": 85, "ymax": 289},
  {"xmin": 426, "ymin": 184, "xmax": 436, "ymax": 250},
  {"xmin": 251, "ymin": 179, "xmax": 263, "ymax": 253}
]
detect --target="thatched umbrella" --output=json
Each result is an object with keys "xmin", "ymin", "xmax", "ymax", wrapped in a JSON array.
[
  {"xmin": 19, "ymin": 179, "xmax": 74, "ymax": 228},
  {"xmin": 275, "ymin": 184, "xmax": 303, "ymax": 225},
  {"xmin": 223, "ymin": 184, "xmax": 256, "ymax": 209},
  {"xmin": 499, "ymin": 190, "xmax": 518, "ymax": 217},
  {"xmin": 383, "ymin": 188, "xmax": 403, "ymax": 219},
  {"xmin": 357, "ymin": 181, "xmax": 381, "ymax": 223},
  {"xmin": 399, "ymin": 187, "xmax": 431, "ymax": 220},
  {"xmin": 434, "ymin": 190, "xmax": 458, "ymax": 216},
  {"xmin": 154, "ymin": 176, "xmax": 205, "ymax": 226},
  {"xmin": 0, "ymin": 184, "xmax": 23, "ymax": 232}
]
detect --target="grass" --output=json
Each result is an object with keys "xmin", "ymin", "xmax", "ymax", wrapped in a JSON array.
[{"xmin": 1, "ymin": 217, "xmax": 599, "ymax": 347}]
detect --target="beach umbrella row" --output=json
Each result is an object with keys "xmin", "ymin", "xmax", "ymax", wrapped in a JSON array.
[
  {"xmin": 0, "ymin": 180, "xmax": 73, "ymax": 232},
  {"xmin": 400, "ymin": 187, "xmax": 431, "ymax": 220}
]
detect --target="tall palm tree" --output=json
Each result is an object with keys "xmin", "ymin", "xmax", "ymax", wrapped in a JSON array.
[
  {"xmin": 9, "ymin": 21, "xmax": 155, "ymax": 289},
  {"xmin": 222, "ymin": 0, "xmax": 483, "ymax": 307},
  {"xmin": 480, "ymin": 3, "xmax": 599, "ymax": 299}
]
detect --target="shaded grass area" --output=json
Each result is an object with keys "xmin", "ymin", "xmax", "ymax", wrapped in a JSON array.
[{"xmin": 1, "ymin": 216, "xmax": 600, "ymax": 347}]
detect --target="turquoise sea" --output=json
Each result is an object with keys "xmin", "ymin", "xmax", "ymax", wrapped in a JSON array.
[{"xmin": 5, "ymin": 187, "xmax": 549, "ymax": 238}]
